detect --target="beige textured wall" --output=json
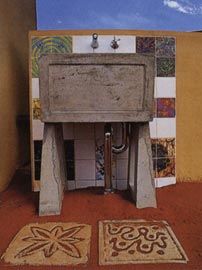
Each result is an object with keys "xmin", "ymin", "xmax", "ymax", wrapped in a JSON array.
[{"xmin": 0, "ymin": 0, "xmax": 36, "ymax": 191}]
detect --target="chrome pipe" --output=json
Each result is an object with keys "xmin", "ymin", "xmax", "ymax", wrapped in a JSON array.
[
  {"xmin": 112, "ymin": 123, "xmax": 130, "ymax": 154},
  {"xmin": 104, "ymin": 124, "xmax": 113, "ymax": 194}
]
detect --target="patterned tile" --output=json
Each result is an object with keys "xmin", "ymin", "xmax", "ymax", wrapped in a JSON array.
[
  {"xmin": 136, "ymin": 37, "xmax": 155, "ymax": 54},
  {"xmin": 31, "ymin": 36, "xmax": 72, "ymax": 78},
  {"xmin": 99, "ymin": 220, "xmax": 188, "ymax": 265},
  {"xmin": 2, "ymin": 222, "xmax": 91, "ymax": 266},
  {"xmin": 32, "ymin": 98, "xmax": 41, "ymax": 120},
  {"xmin": 154, "ymin": 157, "xmax": 175, "ymax": 178},
  {"xmin": 157, "ymin": 98, "xmax": 175, "ymax": 118},
  {"xmin": 96, "ymin": 143, "xmax": 104, "ymax": 181},
  {"xmin": 152, "ymin": 138, "xmax": 175, "ymax": 158},
  {"xmin": 156, "ymin": 58, "xmax": 175, "ymax": 77},
  {"xmin": 156, "ymin": 37, "xmax": 175, "ymax": 58}
]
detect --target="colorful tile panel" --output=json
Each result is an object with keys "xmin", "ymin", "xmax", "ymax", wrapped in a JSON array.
[
  {"xmin": 32, "ymin": 98, "xmax": 41, "ymax": 120},
  {"xmin": 154, "ymin": 157, "xmax": 175, "ymax": 178},
  {"xmin": 157, "ymin": 98, "xmax": 175, "ymax": 118},
  {"xmin": 156, "ymin": 58, "xmax": 175, "ymax": 77},
  {"xmin": 152, "ymin": 138, "xmax": 175, "ymax": 158},
  {"xmin": 136, "ymin": 37, "xmax": 155, "ymax": 54},
  {"xmin": 31, "ymin": 36, "xmax": 72, "ymax": 78},
  {"xmin": 156, "ymin": 37, "xmax": 175, "ymax": 58},
  {"xmin": 96, "ymin": 144, "xmax": 104, "ymax": 180}
]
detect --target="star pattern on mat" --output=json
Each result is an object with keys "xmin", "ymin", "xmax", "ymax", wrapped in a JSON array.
[{"xmin": 15, "ymin": 225, "xmax": 85, "ymax": 259}]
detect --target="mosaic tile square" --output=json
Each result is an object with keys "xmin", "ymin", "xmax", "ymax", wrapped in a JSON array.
[
  {"xmin": 1, "ymin": 222, "xmax": 91, "ymax": 266},
  {"xmin": 32, "ymin": 98, "xmax": 41, "ymax": 120},
  {"xmin": 154, "ymin": 157, "xmax": 175, "ymax": 178},
  {"xmin": 156, "ymin": 58, "xmax": 175, "ymax": 77},
  {"xmin": 99, "ymin": 220, "xmax": 188, "ymax": 265},
  {"xmin": 156, "ymin": 37, "xmax": 175, "ymax": 58},
  {"xmin": 152, "ymin": 138, "xmax": 175, "ymax": 158},
  {"xmin": 31, "ymin": 36, "xmax": 72, "ymax": 78},
  {"xmin": 136, "ymin": 37, "xmax": 155, "ymax": 54},
  {"xmin": 157, "ymin": 98, "xmax": 175, "ymax": 118},
  {"xmin": 96, "ymin": 143, "xmax": 104, "ymax": 181}
]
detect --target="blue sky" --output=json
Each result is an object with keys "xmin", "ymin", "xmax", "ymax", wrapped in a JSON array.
[{"xmin": 36, "ymin": 0, "xmax": 202, "ymax": 31}]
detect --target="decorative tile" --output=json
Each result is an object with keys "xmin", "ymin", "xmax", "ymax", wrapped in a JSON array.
[
  {"xmin": 154, "ymin": 157, "xmax": 175, "ymax": 178},
  {"xmin": 96, "ymin": 143, "xmax": 104, "ymax": 181},
  {"xmin": 156, "ymin": 37, "xmax": 175, "ymax": 58},
  {"xmin": 32, "ymin": 98, "xmax": 41, "ymax": 120},
  {"xmin": 152, "ymin": 138, "xmax": 175, "ymax": 158},
  {"xmin": 156, "ymin": 58, "xmax": 175, "ymax": 77},
  {"xmin": 157, "ymin": 98, "xmax": 175, "ymax": 118},
  {"xmin": 155, "ymin": 77, "xmax": 176, "ymax": 98},
  {"xmin": 2, "ymin": 222, "xmax": 91, "ymax": 266},
  {"xmin": 31, "ymin": 36, "xmax": 72, "ymax": 78},
  {"xmin": 99, "ymin": 220, "xmax": 188, "ymax": 265},
  {"xmin": 51, "ymin": 36, "xmax": 72, "ymax": 53},
  {"xmin": 136, "ymin": 37, "xmax": 155, "ymax": 54}
]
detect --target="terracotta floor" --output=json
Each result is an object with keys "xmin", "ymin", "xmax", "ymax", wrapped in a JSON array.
[{"xmin": 0, "ymin": 171, "xmax": 202, "ymax": 270}]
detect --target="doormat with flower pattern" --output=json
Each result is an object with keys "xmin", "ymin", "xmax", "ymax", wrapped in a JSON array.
[
  {"xmin": 99, "ymin": 220, "xmax": 188, "ymax": 265},
  {"xmin": 1, "ymin": 222, "xmax": 91, "ymax": 266}
]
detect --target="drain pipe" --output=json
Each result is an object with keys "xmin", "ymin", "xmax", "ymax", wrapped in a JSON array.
[{"xmin": 112, "ymin": 123, "xmax": 130, "ymax": 154}]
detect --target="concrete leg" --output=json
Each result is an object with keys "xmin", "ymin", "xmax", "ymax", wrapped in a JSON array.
[
  {"xmin": 39, "ymin": 123, "xmax": 67, "ymax": 216},
  {"xmin": 128, "ymin": 122, "xmax": 157, "ymax": 208}
]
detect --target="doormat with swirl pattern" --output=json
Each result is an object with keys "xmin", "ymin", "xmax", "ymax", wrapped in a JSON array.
[
  {"xmin": 99, "ymin": 220, "xmax": 188, "ymax": 265},
  {"xmin": 1, "ymin": 222, "xmax": 91, "ymax": 266}
]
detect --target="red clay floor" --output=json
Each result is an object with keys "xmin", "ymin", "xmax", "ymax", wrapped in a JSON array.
[{"xmin": 0, "ymin": 171, "xmax": 202, "ymax": 270}]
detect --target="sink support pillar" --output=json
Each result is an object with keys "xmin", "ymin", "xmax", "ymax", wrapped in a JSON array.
[
  {"xmin": 128, "ymin": 123, "xmax": 157, "ymax": 208},
  {"xmin": 39, "ymin": 123, "xmax": 67, "ymax": 216}
]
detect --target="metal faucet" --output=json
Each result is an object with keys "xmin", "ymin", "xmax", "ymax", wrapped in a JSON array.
[{"xmin": 91, "ymin": 33, "xmax": 99, "ymax": 49}]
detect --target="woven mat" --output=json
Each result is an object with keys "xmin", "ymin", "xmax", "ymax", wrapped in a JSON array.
[
  {"xmin": 99, "ymin": 219, "xmax": 188, "ymax": 265},
  {"xmin": 1, "ymin": 222, "xmax": 91, "ymax": 266}
]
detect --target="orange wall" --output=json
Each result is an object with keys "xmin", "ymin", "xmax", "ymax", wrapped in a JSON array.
[{"xmin": 0, "ymin": 0, "xmax": 36, "ymax": 191}]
